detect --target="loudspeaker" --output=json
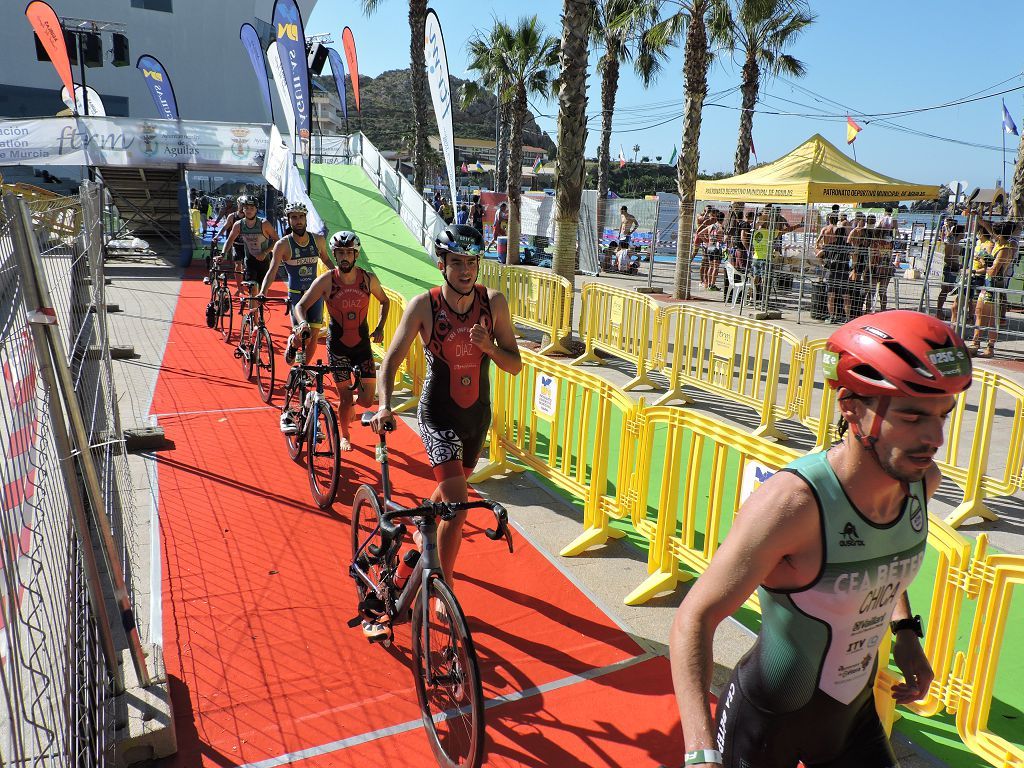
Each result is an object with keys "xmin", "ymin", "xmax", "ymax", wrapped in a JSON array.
[
  {"xmin": 33, "ymin": 31, "xmax": 78, "ymax": 65},
  {"xmin": 111, "ymin": 33, "xmax": 129, "ymax": 67},
  {"xmin": 307, "ymin": 42, "xmax": 328, "ymax": 76},
  {"xmin": 82, "ymin": 32, "xmax": 102, "ymax": 68}
]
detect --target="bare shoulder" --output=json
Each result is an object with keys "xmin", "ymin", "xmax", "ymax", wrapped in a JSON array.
[{"xmin": 485, "ymin": 287, "xmax": 509, "ymax": 307}]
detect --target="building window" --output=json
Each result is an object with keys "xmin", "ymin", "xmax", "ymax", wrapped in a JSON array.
[{"xmin": 131, "ymin": 0, "xmax": 173, "ymax": 11}]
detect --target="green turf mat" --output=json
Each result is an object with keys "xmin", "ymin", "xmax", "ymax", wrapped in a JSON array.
[{"xmin": 309, "ymin": 165, "xmax": 440, "ymax": 300}]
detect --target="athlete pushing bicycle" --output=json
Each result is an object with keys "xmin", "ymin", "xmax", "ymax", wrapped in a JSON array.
[
  {"xmin": 369, "ymin": 224, "xmax": 521, "ymax": 589},
  {"xmin": 289, "ymin": 229, "xmax": 389, "ymax": 451}
]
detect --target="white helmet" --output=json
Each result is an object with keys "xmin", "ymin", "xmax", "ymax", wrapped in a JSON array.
[{"xmin": 330, "ymin": 231, "xmax": 360, "ymax": 249}]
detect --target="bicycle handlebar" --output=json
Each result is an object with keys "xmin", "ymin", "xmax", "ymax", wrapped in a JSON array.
[
  {"xmin": 381, "ymin": 500, "xmax": 514, "ymax": 554},
  {"xmin": 293, "ymin": 361, "xmax": 362, "ymax": 391},
  {"xmin": 241, "ymin": 295, "xmax": 284, "ymax": 307}
]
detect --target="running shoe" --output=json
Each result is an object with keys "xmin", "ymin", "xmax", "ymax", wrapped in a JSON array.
[
  {"xmin": 279, "ymin": 410, "xmax": 299, "ymax": 435},
  {"xmin": 361, "ymin": 620, "xmax": 389, "ymax": 641},
  {"xmin": 284, "ymin": 334, "xmax": 297, "ymax": 365}
]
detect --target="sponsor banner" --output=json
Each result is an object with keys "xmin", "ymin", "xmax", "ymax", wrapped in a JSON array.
[
  {"xmin": 342, "ymin": 27, "xmax": 360, "ymax": 112},
  {"xmin": 136, "ymin": 55, "xmax": 179, "ymax": 120},
  {"xmin": 266, "ymin": 42, "xmax": 295, "ymax": 148},
  {"xmin": 314, "ymin": 134, "xmax": 350, "ymax": 164},
  {"xmin": 520, "ymin": 194, "xmax": 555, "ymax": 240},
  {"xmin": 240, "ymin": 23, "xmax": 274, "ymax": 121},
  {"xmin": 327, "ymin": 47, "xmax": 348, "ymax": 122},
  {"xmin": 0, "ymin": 117, "xmax": 269, "ymax": 168},
  {"xmin": 60, "ymin": 85, "xmax": 105, "ymax": 117},
  {"xmin": 264, "ymin": 124, "xmax": 325, "ymax": 235},
  {"xmin": 534, "ymin": 372, "xmax": 557, "ymax": 421},
  {"xmin": 25, "ymin": 1, "xmax": 75, "ymax": 100},
  {"xmin": 424, "ymin": 9, "xmax": 457, "ymax": 206},
  {"xmin": 740, "ymin": 460, "xmax": 774, "ymax": 504},
  {"xmin": 271, "ymin": 0, "xmax": 311, "ymax": 162}
]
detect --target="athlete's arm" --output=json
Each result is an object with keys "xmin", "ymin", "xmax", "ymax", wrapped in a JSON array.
[
  {"xmin": 670, "ymin": 471, "xmax": 817, "ymax": 762},
  {"xmin": 292, "ymin": 270, "xmax": 333, "ymax": 328},
  {"xmin": 368, "ymin": 273, "xmax": 390, "ymax": 345},
  {"xmin": 222, "ymin": 221, "xmax": 242, "ymax": 255},
  {"xmin": 473, "ymin": 291, "xmax": 522, "ymax": 375},
  {"xmin": 214, "ymin": 214, "xmax": 235, "ymax": 241},
  {"xmin": 261, "ymin": 220, "xmax": 279, "ymax": 258},
  {"xmin": 371, "ymin": 294, "xmax": 430, "ymax": 432},
  {"xmin": 314, "ymin": 233, "xmax": 333, "ymax": 269},
  {"xmin": 258, "ymin": 239, "xmax": 289, "ymax": 297}
]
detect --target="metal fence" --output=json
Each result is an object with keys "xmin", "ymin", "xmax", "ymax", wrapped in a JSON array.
[{"xmin": 0, "ymin": 185, "xmax": 149, "ymax": 766}]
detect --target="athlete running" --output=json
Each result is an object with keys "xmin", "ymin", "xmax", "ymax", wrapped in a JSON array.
[
  {"xmin": 288, "ymin": 230, "xmax": 390, "ymax": 449},
  {"xmin": 369, "ymin": 224, "xmax": 521, "ymax": 587},
  {"xmin": 221, "ymin": 195, "xmax": 278, "ymax": 295},
  {"xmin": 668, "ymin": 310, "xmax": 971, "ymax": 768}
]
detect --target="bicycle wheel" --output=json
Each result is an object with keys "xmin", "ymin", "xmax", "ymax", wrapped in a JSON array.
[
  {"xmin": 281, "ymin": 370, "xmax": 303, "ymax": 460},
  {"xmin": 350, "ymin": 485, "xmax": 390, "ymax": 607},
  {"xmin": 255, "ymin": 327, "xmax": 275, "ymax": 403},
  {"xmin": 239, "ymin": 315, "xmax": 254, "ymax": 378},
  {"xmin": 307, "ymin": 397, "xmax": 341, "ymax": 509},
  {"xmin": 411, "ymin": 577, "xmax": 484, "ymax": 768},
  {"xmin": 217, "ymin": 289, "xmax": 233, "ymax": 342}
]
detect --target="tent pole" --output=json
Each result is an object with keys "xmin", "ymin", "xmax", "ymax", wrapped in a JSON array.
[{"xmin": 797, "ymin": 202, "xmax": 809, "ymax": 324}]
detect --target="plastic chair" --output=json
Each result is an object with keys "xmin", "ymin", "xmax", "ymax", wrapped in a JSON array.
[{"xmin": 723, "ymin": 262, "xmax": 750, "ymax": 305}]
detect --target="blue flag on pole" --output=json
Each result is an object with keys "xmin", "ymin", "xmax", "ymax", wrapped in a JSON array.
[
  {"xmin": 1002, "ymin": 99, "xmax": 1018, "ymax": 136},
  {"xmin": 240, "ymin": 23, "xmax": 274, "ymax": 121},
  {"xmin": 135, "ymin": 55, "xmax": 178, "ymax": 120},
  {"xmin": 271, "ymin": 0, "xmax": 311, "ymax": 162},
  {"xmin": 327, "ymin": 47, "xmax": 348, "ymax": 122}
]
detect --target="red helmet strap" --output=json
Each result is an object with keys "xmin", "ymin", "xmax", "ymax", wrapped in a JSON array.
[{"xmin": 847, "ymin": 395, "xmax": 890, "ymax": 451}]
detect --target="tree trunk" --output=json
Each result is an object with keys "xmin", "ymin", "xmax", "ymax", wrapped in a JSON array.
[
  {"xmin": 496, "ymin": 98, "xmax": 510, "ymax": 193},
  {"xmin": 555, "ymin": 0, "xmax": 592, "ymax": 318},
  {"xmin": 409, "ymin": 0, "xmax": 429, "ymax": 192},
  {"xmin": 506, "ymin": 87, "xmax": 527, "ymax": 265},
  {"xmin": 1012, "ymin": 131, "xmax": 1024, "ymax": 221},
  {"xmin": 733, "ymin": 49, "xmax": 759, "ymax": 175},
  {"xmin": 673, "ymin": 1, "xmax": 711, "ymax": 300},
  {"xmin": 596, "ymin": 42, "xmax": 621, "ymax": 242}
]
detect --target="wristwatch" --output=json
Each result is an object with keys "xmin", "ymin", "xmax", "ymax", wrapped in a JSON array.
[
  {"xmin": 684, "ymin": 749, "xmax": 723, "ymax": 766},
  {"xmin": 890, "ymin": 614, "xmax": 923, "ymax": 638}
]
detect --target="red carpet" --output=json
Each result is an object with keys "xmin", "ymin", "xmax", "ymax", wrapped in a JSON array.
[{"xmin": 153, "ymin": 271, "xmax": 684, "ymax": 766}]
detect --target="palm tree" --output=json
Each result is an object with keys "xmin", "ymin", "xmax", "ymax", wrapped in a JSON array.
[
  {"xmin": 360, "ymin": 0, "xmax": 430, "ymax": 192},
  {"xmin": 466, "ymin": 17, "xmax": 558, "ymax": 264},
  {"xmin": 553, "ymin": 0, "xmax": 594, "ymax": 302},
  {"xmin": 713, "ymin": 0, "xmax": 814, "ymax": 174},
  {"xmin": 637, "ymin": 0, "xmax": 716, "ymax": 299},
  {"xmin": 594, "ymin": 0, "xmax": 674, "ymax": 226}
]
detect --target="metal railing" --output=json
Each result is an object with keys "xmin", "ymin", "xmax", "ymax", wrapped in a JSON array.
[{"xmin": 0, "ymin": 186, "xmax": 150, "ymax": 765}]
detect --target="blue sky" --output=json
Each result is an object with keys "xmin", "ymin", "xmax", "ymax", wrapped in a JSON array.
[{"xmin": 306, "ymin": 0, "xmax": 1024, "ymax": 187}]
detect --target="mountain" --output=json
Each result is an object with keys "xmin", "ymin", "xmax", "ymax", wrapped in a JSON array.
[{"xmin": 315, "ymin": 68, "xmax": 556, "ymax": 156}]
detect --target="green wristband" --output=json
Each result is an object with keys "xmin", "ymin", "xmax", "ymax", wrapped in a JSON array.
[{"xmin": 684, "ymin": 749, "xmax": 723, "ymax": 766}]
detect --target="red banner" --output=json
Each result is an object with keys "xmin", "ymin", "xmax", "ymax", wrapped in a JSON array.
[
  {"xmin": 25, "ymin": 1, "xmax": 75, "ymax": 101},
  {"xmin": 342, "ymin": 26, "xmax": 360, "ymax": 112}
]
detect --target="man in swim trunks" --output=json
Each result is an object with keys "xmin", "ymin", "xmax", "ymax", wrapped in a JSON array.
[
  {"xmin": 370, "ymin": 224, "xmax": 521, "ymax": 587},
  {"xmin": 668, "ymin": 310, "xmax": 971, "ymax": 768}
]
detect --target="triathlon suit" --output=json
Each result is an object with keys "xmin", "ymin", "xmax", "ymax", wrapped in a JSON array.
[
  {"xmin": 283, "ymin": 234, "xmax": 324, "ymax": 326},
  {"xmin": 239, "ymin": 217, "xmax": 273, "ymax": 285},
  {"xmin": 714, "ymin": 450, "xmax": 928, "ymax": 768},
  {"xmin": 418, "ymin": 285, "xmax": 493, "ymax": 481},
  {"xmin": 324, "ymin": 266, "xmax": 375, "ymax": 379}
]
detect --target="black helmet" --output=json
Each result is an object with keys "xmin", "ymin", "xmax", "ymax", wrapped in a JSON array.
[{"xmin": 434, "ymin": 224, "xmax": 484, "ymax": 257}]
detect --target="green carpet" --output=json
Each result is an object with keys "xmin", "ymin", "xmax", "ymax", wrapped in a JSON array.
[{"xmin": 309, "ymin": 165, "xmax": 440, "ymax": 300}]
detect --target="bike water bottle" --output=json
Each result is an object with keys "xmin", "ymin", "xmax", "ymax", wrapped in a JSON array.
[{"xmin": 393, "ymin": 549, "xmax": 420, "ymax": 590}]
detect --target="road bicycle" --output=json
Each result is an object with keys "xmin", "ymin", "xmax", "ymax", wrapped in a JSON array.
[
  {"xmin": 279, "ymin": 350, "xmax": 360, "ymax": 509},
  {"xmin": 235, "ymin": 289, "xmax": 281, "ymax": 403},
  {"xmin": 202, "ymin": 244, "xmax": 235, "ymax": 342},
  {"xmin": 349, "ymin": 412, "xmax": 513, "ymax": 768}
]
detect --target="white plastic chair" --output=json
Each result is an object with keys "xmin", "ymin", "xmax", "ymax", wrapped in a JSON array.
[{"xmin": 723, "ymin": 262, "xmax": 750, "ymax": 305}]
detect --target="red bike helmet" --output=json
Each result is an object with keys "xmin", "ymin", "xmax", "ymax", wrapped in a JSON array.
[{"xmin": 825, "ymin": 311, "xmax": 972, "ymax": 398}]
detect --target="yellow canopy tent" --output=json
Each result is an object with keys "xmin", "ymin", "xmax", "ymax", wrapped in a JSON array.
[{"xmin": 695, "ymin": 134, "xmax": 940, "ymax": 204}]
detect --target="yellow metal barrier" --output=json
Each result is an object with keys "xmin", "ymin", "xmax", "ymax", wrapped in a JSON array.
[
  {"xmin": 620, "ymin": 406, "xmax": 799, "ymax": 606},
  {"xmin": 367, "ymin": 287, "xmax": 424, "ymax": 413},
  {"xmin": 572, "ymin": 282, "xmax": 661, "ymax": 390},
  {"xmin": 501, "ymin": 265, "xmax": 573, "ymax": 355},
  {"xmin": 797, "ymin": 348, "xmax": 1024, "ymax": 528},
  {"xmin": 475, "ymin": 261, "xmax": 573, "ymax": 355},
  {"xmin": 654, "ymin": 305, "xmax": 802, "ymax": 441},
  {"xmin": 3, "ymin": 183, "xmax": 82, "ymax": 240},
  {"xmin": 470, "ymin": 350, "xmax": 641, "ymax": 554}
]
